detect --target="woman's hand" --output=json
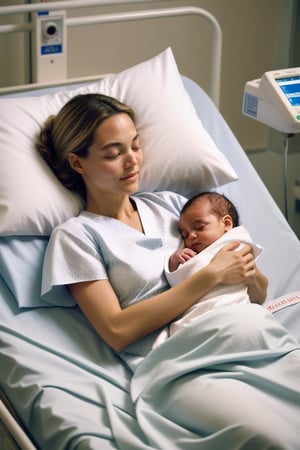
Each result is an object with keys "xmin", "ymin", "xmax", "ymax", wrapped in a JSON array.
[
  {"xmin": 246, "ymin": 266, "xmax": 268, "ymax": 304},
  {"xmin": 209, "ymin": 242, "xmax": 254, "ymax": 284},
  {"xmin": 209, "ymin": 242, "xmax": 268, "ymax": 304}
]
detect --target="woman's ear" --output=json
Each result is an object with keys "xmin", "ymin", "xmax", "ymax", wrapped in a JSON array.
[
  {"xmin": 68, "ymin": 153, "xmax": 85, "ymax": 174},
  {"xmin": 223, "ymin": 214, "xmax": 233, "ymax": 231}
]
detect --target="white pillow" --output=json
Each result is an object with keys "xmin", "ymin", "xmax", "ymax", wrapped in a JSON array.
[{"xmin": 0, "ymin": 47, "xmax": 237, "ymax": 236}]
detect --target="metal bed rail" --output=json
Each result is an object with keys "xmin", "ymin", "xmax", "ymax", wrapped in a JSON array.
[{"xmin": 0, "ymin": 399, "xmax": 37, "ymax": 450}]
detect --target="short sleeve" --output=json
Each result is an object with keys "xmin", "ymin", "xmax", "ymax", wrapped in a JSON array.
[{"xmin": 41, "ymin": 220, "xmax": 107, "ymax": 307}]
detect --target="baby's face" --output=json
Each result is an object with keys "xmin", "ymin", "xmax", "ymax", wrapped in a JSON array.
[{"xmin": 179, "ymin": 200, "xmax": 229, "ymax": 253}]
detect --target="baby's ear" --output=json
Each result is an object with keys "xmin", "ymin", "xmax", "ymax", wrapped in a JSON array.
[{"xmin": 223, "ymin": 214, "xmax": 233, "ymax": 231}]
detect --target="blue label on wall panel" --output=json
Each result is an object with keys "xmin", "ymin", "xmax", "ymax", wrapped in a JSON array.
[
  {"xmin": 41, "ymin": 44, "xmax": 62, "ymax": 55},
  {"xmin": 243, "ymin": 93, "xmax": 258, "ymax": 118}
]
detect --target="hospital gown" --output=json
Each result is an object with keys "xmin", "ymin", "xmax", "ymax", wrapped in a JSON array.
[
  {"xmin": 42, "ymin": 191, "xmax": 300, "ymax": 449},
  {"xmin": 42, "ymin": 191, "xmax": 186, "ymax": 370}
]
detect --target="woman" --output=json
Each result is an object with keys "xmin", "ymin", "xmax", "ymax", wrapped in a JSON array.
[{"xmin": 37, "ymin": 93, "xmax": 300, "ymax": 449}]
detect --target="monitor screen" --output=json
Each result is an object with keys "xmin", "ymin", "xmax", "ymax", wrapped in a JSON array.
[{"xmin": 276, "ymin": 75, "xmax": 300, "ymax": 107}]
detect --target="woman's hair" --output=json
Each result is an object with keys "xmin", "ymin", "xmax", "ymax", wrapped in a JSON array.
[
  {"xmin": 182, "ymin": 192, "xmax": 240, "ymax": 227},
  {"xmin": 36, "ymin": 93, "xmax": 135, "ymax": 199}
]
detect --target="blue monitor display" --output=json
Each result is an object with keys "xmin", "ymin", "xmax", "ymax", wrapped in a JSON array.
[{"xmin": 276, "ymin": 75, "xmax": 300, "ymax": 106}]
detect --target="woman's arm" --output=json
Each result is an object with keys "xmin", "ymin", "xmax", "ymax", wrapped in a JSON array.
[
  {"xmin": 246, "ymin": 266, "xmax": 268, "ymax": 304},
  {"xmin": 69, "ymin": 265, "xmax": 218, "ymax": 352},
  {"xmin": 69, "ymin": 242, "xmax": 259, "ymax": 352}
]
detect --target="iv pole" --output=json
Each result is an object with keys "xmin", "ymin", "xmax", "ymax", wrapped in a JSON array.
[{"xmin": 282, "ymin": 133, "xmax": 294, "ymax": 221}]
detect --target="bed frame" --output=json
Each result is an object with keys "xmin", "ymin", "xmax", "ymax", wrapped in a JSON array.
[
  {"xmin": 0, "ymin": 2, "xmax": 222, "ymax": 448},
  {"xmin": 0, "ymin": 0, "xmax": 222, "ymax": 106}
]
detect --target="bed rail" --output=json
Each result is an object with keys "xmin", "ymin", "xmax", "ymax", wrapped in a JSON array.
[
  {"xmin": 0, "ymin": 399, "xmax": 37, "ymax": 450},
  {"xmin": 0, "ymin": 0, "xmax": 222, "ymax": 106}
]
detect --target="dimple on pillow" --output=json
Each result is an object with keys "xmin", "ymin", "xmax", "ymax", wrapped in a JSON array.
[{"xmin": 0, "ymin": 47, "xmax": 237, "ymax": 236}]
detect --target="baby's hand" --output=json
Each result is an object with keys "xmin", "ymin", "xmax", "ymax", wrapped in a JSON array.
[{"xmin": 169, "ymin": 248, "xmax": 197, "ymax": 272}]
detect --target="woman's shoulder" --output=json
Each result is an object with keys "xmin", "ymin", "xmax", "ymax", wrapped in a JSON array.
[
  {"xmin": 134, "ymin": 191, "xmax": 188, "ymax": 210},
  {"xmin": 50, "ymin": 210, "xmax": 100, "ymax": 240},
  {"xmin": 52, "ymin": 212, "xmax": 84, "ymax": 230}
]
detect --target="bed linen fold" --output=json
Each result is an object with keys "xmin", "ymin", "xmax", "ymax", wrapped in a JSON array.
[
  {"xmin": 0, "ymin": 276, "xmax": 148, "ymax": 449},
  {"xmin": 131, "ymin": 303, "xmax": 300, "ymax": 450}
]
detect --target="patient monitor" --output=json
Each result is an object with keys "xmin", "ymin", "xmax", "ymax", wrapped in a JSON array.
[{"xmin": 243, "ymin": 68, "xmax": 300, "ymax": 133}]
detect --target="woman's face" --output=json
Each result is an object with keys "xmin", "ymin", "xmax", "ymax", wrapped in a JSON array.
[{"xmin": 70, "ymin": 113, "xmax": 143, "ymax": 197}]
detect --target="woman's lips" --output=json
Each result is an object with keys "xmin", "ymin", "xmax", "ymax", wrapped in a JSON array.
[{"xmin": 120, "ymin": 171, "xmax": 138, "ymax": 181}]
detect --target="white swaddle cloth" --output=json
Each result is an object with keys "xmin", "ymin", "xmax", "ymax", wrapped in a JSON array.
[{"xmin": 153, "ymin": 226, "xmax": 263, "ymax": 348}]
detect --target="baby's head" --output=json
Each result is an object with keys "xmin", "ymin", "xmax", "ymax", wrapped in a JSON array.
[{"xmin": 179, "ymin": 192, "xmax": 239, "ymax": 253}]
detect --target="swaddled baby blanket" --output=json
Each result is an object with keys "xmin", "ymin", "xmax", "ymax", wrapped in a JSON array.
[{"xmin": 154, "ymin": 226, "xmax": 263, "ymax": 346}]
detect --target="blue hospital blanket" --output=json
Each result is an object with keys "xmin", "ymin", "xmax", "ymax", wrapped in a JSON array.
[{"xmin": 128, "ymin": 303, "xmax": 300, "ymax": 450}]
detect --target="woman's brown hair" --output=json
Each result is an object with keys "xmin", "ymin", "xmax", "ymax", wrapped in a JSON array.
[{"xmin": 36, "ymin": 93, "xmax": 135, "ymax": 200}]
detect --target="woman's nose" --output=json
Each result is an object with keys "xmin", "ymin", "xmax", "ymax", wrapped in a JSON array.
[{"xmin": 125, "ymin": 150, "xmax": 137, "ymax": 168}]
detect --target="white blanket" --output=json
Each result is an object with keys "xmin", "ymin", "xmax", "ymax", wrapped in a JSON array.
[{"xmin": 154, "ymin": 226, "xmax": 263, "ymax": 346}]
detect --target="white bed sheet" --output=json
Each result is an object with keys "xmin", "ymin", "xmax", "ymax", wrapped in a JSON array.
[{"xmin": 0, "ymin": 76, "xmax": 300, "ymax": 449}]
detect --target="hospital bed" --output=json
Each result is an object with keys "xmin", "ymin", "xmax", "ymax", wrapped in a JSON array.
[{"xmin": 0, "ymin": 2, "xmax": 300, "ymax": 449}]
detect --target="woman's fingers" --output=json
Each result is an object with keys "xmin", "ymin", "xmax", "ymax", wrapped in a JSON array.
[
  {"xmin": 219, "ymin": 241, "xmax": 241, "ymax": 252},
  {"xmin": 211, "ymin": 242, "xmax": 257, "ymax": 285}
]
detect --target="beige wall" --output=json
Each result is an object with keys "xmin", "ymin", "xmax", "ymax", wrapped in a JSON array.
[
  {"xmin": 0, "ymin": 0, "xmax": 29, "ymax": 87},
  {"xmin": 0, "ymin": 0, "xmax": 296, "ymax": 150},
  {"xmin": 67, "ymin": 0, "xmax": 296, "ymax": 151}
]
